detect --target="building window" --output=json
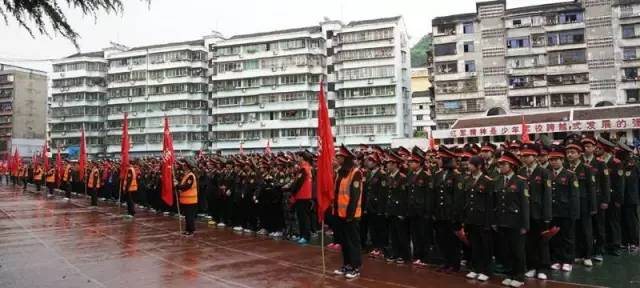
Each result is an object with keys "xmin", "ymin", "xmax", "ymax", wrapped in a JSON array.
[
  {"xmin": 509, "ymin": 74, "xmax": 545, "ymax": 89},
  {"xmin": 550, "ymin": 93, "xmax": 589, "ymax": 107},
  {"xmin": 547, "ymin": 29, "xmax": 584, "ymax": 46},
  {"xmin": 507, "ymin": 37, "xmax": 529, "ymax": 48},
  {"xmin": 626, "ymin": 89, "xmax": 640, "ymax": 103},
  {"xmin": 437, "ymin": 24, "xmax": 456, "ymax": 36},
  {"xmin": 623, "ymin": 68, "xmax": 640, "ymax": 81},
  {"xmin": 624, "ymin": 47, "xmax": 638, "ymax": 60},
  {"xmin": 548, "ymin": 49, "xmax": 586, "ymax": 65},
  {"xmin": 434, "ymin": 43, "xmax": 456, "ymax": 56},
  {"xmin": 512, "ymin": 19, "xmax": 522, "ymax": 26},
  {"xmin": 463, "ymin": 22, "xmax": 474, "ymax": 34},
  {"xmin": 435, "ymin": 61, "xmax": 457, "ymax": 74},
  {"xmin": 623, "ymin": 25, "xmax": 637, "ymax": 39},
  {"xmin": 464, "ymin": 61, "xmax": 476, "ymax": 72},
  {"xmin": 509, "ymin": 95, "xmax": 547, "ymax": 109},
  {"xmin": 463, "ymin": 41, "xmax": 474, "ymax": 53},
  {"xmin": 547, "ymin": 73, "xmax": 588, "ymax": 86},
  {"xmin": 416, "ymin": 115, "xmax": 423, "ymax": 120},
  {"xmin": 436, "ymin": 98, "xmax": 484, "ymax": 114}
]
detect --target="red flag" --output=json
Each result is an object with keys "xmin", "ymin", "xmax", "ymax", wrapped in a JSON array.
[
  {"xmin": 161, "ymin": 117, "xmax": 175, "ymax": 206},
  {"xmin": 264, "ymin": 139, "xmax": 272, "ymax": 155},
  {"xmin": 79, "ymin": 126, "xmax": 87, "ymax": 181},
  {"xmin": 42, "ymin": 142, "xmax": 48, "ymax": 173},
  {"xmin": 316, "ymin": 81, "xmax": 335, "ymax": 222},
  {"xmin": 521, "ymin": 115, "xmax": 530, "ymax": 143},
  {"xmin": 428, "ymin": 132, "xmax": 436, "ymax": 151},
  {"xmin": 12, "ymin": 148, "xmax": 20, "ymax": 174},
  {"xmin": 55, "ymin": 146, "xmax": 62, "ymax": 186},
  {"xmin": 120, "ymin": 112, "xmax": 130, "ymax": 181}
]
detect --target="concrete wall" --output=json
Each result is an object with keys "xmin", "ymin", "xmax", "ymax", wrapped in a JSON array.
[{"xmin": 12, "ymin": 70, "xmax": 48, "ymax": 139}]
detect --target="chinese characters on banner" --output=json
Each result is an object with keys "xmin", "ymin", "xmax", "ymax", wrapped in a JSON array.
[{"xmin": 448, "ymin": 117, "xmax": 640, "ymax": 138}]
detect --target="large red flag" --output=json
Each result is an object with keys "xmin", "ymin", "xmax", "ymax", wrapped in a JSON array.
[
  {"xmin": 79, "ymin": 126, "xmax": 87, "ymax": 181},
  {"xmin": 120, "ymin": 112, "xmax": 130, "ymax": 181},
  {"xmin": 161, "ymin": 117, "xmax": 175, "ymax": 206},
  {"xmin": 55, "ymin": 145, "xmax": 62, "ymax": 186},
  {"xmin": 42, "ymin": 142, "xmax": 48, "ymax": 172},
  {"xmin": 316, "ymin": 81, "xmax": 335, "ymax": 222},
  {"xmin": 521, "ymin": 115, "xmax": 530, "ymax": 143}
]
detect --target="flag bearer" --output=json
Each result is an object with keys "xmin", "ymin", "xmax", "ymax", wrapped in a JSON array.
[
  {"xmin": 87, "ymin": 163, "xmax": 101, "ymax": 207},
  {"xmin": 46, "ymin": 166, "xmax": 56, "ymax": 196},
  {"xmin": 33, "ymin": 164, "xmax": 43, "ymax": 191},
  {"xmin": 122, "ymin": 164, "xmax": 138, "ymax": 218},
  {"xmin": 63, "ymin": 161, "xmax": 73, "ymax": 200},
  {"xmin": 177, "ymin": 159, "xmax": 198, "ymax": 236}
]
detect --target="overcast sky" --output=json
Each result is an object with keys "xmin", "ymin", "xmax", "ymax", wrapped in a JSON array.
[{"xmin": 0, "ymin": 0, "xmax": 560, "ymax": 71}]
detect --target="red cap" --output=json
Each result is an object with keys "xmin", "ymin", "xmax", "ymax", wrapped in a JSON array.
[
  {"xmin": 384, "ymin": 152, "xmax": 403, "ymax": 164},
  {"xmin": 336, "ymin": 145, "xmax": 354, "ymax": 159},
  {"xmin": 520, "ymin": 142, "xmax": 539, "ymax": 157},
  {"xmin": 498, "ymin": 150, "xmax": 522, "ymax": 167}
]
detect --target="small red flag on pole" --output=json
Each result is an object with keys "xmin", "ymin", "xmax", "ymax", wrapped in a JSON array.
[
  {"xmin": 120, "ymin": 112, "xmax": 130, "ymax": 181},
  {"xmin": 79, "ymin": 126, "xmax": 87, "ymax": 181},
  {"xmin": 521, "ymin": 115, "xmax": 530, "ymax": 143},
  {"xmin": 264, "ymin": 139, "xmax": 272, "ymax": 155},
  {"xmin": 42, "ymin": 142, "xmax": 48, "ymax": 173},
  {"xmin": 161, "ymin": 117, "xmax": 175, "ymax": 206},
  {"xmin": 55, "ymin": 145, "xmax": 62, "ymax": 186}
]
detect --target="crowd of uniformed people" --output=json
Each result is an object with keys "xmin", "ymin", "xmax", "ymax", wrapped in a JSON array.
[{"xmin": 2, "ymin": 133, "xmax": 639, "ymax": 286}]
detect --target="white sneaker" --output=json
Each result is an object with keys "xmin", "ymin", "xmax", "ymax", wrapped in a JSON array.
[
  {"xmin": 537, "ymin": 272, "xmax": 548, "ymax": 280},
  {"xmin": 477, "ymin": 274, "xmax": 489, "ymax": 281},
  {"xmin": 466, "ymin": 272, "xmax": 478, "ymax": 279},
  {"xmin": 217, "ymin": 222, "xmax": 226, "ymax": 227},
  {"xmin": 460, "ymin": 259, "xmax": 467, "ymax": 267},
  {"xmin": 562, "ymin": 263, "xmax": 573, "ymax": 272},
  {"xmin": 551, "ymin": 263, "xmax": 561, "ymax": 270},
  {"xmin": 257, "ymin": 229, "xmax": 268, "ymax": 235},
  {"xmin": 272, "ymin": 231, "xmax": 283, "ymax": 237},
  {"xmin": 525, "ymin": 269, "xmax": 536, "ymax": 278},
  {"xmin": 583, "ymin": 259, "xmax": 593, "ymax": 267},
  {"xmin": 501, "ymin": 279, "xmax": 512, "ymax": 286},
  {"xmin": 243, "ymin": 229, "xmax": 254, "ymax": 233},
  {"xmin": 510, "ymin": 280, "xmax": 524, "ymax": 288},
  {"xmin": 63, "ymin": 197, "xmax": 69, "ymax": 201},
  {"xmin": 233, "ymin": 226, "xmax": 243, "ymax": 232}
]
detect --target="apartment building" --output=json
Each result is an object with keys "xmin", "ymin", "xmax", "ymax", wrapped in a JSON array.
[
  {"xmin": 205, "ymin": 16, "xmax": 411, "ymax": 153},
  {"xmin": 411, "ymin": 68, "xmax": 436, "ymax": 135},
  {"xmin": 0, "ymin": 64, "xmax": 48, "ymax": 158},
  {"xmin": 431, "ymin": 0, "xmax": 637, "ymax": 131},
  {"xmin": 104, "ymin": 40, "xmax": 209, "ymax": 157},
  {"xmin": 50, "ymin": 52, "xmax": 108, "ymax": 157}
]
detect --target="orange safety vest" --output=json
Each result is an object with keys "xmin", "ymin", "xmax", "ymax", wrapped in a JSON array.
[
  {"xmin": 87, "ymin": 168, "xmax": 101, "ymax": 189},
  {"xmin": 336, "ymin": 168, "xmax": 363, "ymax": 219},
  {"xmin": 33, "ymin": 168, "xmax": 43, "ymax": 181},
  {"xmin": 179, "ymin": 172, "xmax": 198, "ymax": 205},
  {"xmin": 63, "ymin": 165, "xmax": 71, "ymax": 182},
  {"xmin": 127, "ymin": 167, "xmax": 138, "ymax": 193},
  {"xmin": 46, "ymin": 169, "xmax": 56, "ymax": 183}
]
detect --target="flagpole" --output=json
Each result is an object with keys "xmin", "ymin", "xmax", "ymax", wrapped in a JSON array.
[
  {"xmin": 321, "ymin": 220, "xmax": 326, "ymax": 275},
  {"xmin": 172, "ymin": 165, "xmax": 182, "ymax": 234}
]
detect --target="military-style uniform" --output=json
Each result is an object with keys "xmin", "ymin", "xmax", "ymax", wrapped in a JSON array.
[
  {"xmin": 605, "ymin": 155, "xmax": 625, "ymax": 253},
  {"xmin": 462, "ymin": 172, "xmax": 494, "ymax": 276},
  {"xmin": 432, "ymin": 168, "xmax": 464, "ymax": 271},
  {"xmin": 569, "ymin": 161, "xmax": 597, "ymax": 260},
  {"xmin": 407, "ymin": 167, "xmax": 431, "ymax": 262},
  {"xmin": 385, "ymin": 169, "xmax": 409, "ymax": 262},
  {"xmin": 365, "ymin": 168, "xmax": 388, "ymax": 253},
  {"xmin": 622, "ymin": 158, "xmax": 639, "ymax": 247},
  {"xmin": 550, "ymin": 167, "xmax": 580, "ymax": 265},
  {"xmin": 494, "ymin": 172, "xmax": 530, "ymax": 282},
  {"xmin": 518, "ymin": 164, "xmax": 552, "ymax": 273},
  {"xmin": 584, "ymin": 154, "xmax": 610, "ymax": 257}
]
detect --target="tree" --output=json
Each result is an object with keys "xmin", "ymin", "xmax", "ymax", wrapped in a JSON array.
[
  {"xmin": 0, "ymin": 0, "xmax": 132, "ymax": 47},
  {"xmin": 410, "ymin": 34, "xmax": 432, "ymax": 68}
]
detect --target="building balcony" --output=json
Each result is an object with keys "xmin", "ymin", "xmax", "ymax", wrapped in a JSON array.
[
  {"xmin": 335, "ymin": 115, "xmax": 397, "ymax": 126},
  {"xmin": 212, "ymin": 135, "xmax": 316, "ymax": 151},
  {"xmin": 335, "ymin": 96, "xmax": 397, "ymax": 108},
  {"xmin": 51, "ymin": 85, "xmax": 107, "ymax": 94},
  {"xmin": 213, "ymin": 118, "xmax": 314, "ymax": 131},
  {"xmin": 214, "ymin": 100, "xmax": 311, "ymax": 114},
  {"xmin": 48, "ymin": 115, "xmax": 103, "ymax": 123},
  {"xmin": 106, "ymin": 109, "xmax": 207, "ymax": 121},
  {"xmin": 546, "ymin": 63, "xmax": 587, "ymax": 74},
  {"xmin": 547, "ymin": 83, "xmax": 589, "ymax": 94},
  {"xmin": 107, "ymin": 93, "xmax": 208, "ymax": 105},
  {"xmin": 212, "ymin": 65, "xmax": 325, "ymax": 81},
  {"xmin": 336, "ymin": 77, "xmax": 398, "ymax": 89},
  {"xmin": 107, "ymin": 61, "xmax": 207, "ymax": 74},
  {"xmin": 51, "ymin": 100, "xmax": 107, "ymax": 108},
  {"xmin": 106, "ymin": 141, "xmax": 204, "ymax": 154},
  {"xmin": 51, "ymin": 70, "xmax": 106, "ymax": 80},
  {"xmin": 50, "ymin": 130, "xmax": 104, "ymax": 139},
  {"xmin": 543, "ymin": 21, "xmax": 584, "ymax": 32},
  {"xmin": 214, "ymin": 47, "xmax": 325, "ymax": 62},
  {"xmin": 106, "ymin": 124, "xmax": 207, "ymax": 136},
  {"xmin": 337, "ymin": 134, "xmax": 396, "ymax": 146},
  {"xmin": 213, "ymin": 83, "xmax": 316, "ymax": 97},
  {"xmin": 507, "ymin": 86, "xmax": 548, "ymax": 97},
  {"xmin": 434, "ymin": 72, "xmax": 478, "ymax": 82}
]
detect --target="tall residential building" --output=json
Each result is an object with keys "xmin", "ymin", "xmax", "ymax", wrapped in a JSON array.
[
  {"xmin": 411, "ymin": 68, "xmax": 436, "ymax": 135},
  {"xmin": 104, "ymin": 40, "xmax": 209, "ymax": 157},
  {"xmin": 0, "ymin": 64, "xmax": 48, "ymax": 158},
  {"xmin": 206, "ymin": 16, "xmax": 411, "ymax": 153},
  {"xmin": 431, "ymin": 0, "xmax": 639, "ymax": 131},
  {"xmin": 50, "ymin": 52, "xmax": 108, "ymax": 157}
]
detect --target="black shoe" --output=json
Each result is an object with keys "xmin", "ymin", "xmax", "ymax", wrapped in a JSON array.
[{"xmin": 345, "ymin": 268, "xmax": 360, "ymax": 279}]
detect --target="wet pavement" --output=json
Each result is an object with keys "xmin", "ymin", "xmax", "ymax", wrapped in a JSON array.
[{"xmin": 0, "ymin": 185, "xmax": 626, "ymax": 288}]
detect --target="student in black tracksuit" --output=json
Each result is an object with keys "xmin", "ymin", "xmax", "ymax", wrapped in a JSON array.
[
  {"xmin": 582, "ymin": 136, "xmax": 610, "ymax": 262},
  {"xmin": 407, "ymin": 148, "xmax": 431, "ymax": 267},
  {"xmin": 618, "ymin": 144, "xmax": 639, "ymax": 250},
  {"xmin": 598, "ymin": 137, "xmax": 625, "ymax": 256},
  {"xmin": 364, "ymin": 153, "xmax": 387, "ymax": 258}
]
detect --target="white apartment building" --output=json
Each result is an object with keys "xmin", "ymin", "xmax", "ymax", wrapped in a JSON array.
[
  {"xmin": 104, "ymin": 40, "xmax": 209, "ymax": 157},
  {"xmin": 410, "ymin": 68, "xmax": 436, "ymax": 135},
  {"xmin": 206, "ymin": 16, "xmax": 411, "ymax": 153},
  {"xmin": 50, "ymin": 52, "xmax": 108, "ymax": 157},
  {"xmin": 431, "ymin": 0, "xmax": 638, "ymax": 132}
]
